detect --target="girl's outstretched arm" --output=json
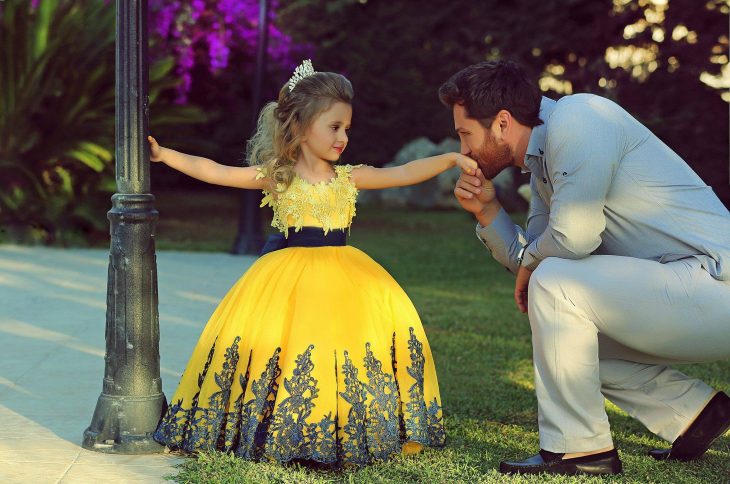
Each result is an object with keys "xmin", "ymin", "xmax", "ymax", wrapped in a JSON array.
[
  {"xmin": 148, "ymin": 136, "xmax": 267, "ymax": 190},
  {"xmin": 350, "ymin": 152, "xmax": 477, "ymax": 190}
]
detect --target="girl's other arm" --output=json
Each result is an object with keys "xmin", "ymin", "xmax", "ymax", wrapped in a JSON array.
[
  {"xmin": 148, "ymin": 136, "xmax": 267, "ymax": 190},
  {"xmin": 350, "ymin": 152, "xmax": 477, "ymax": 190}
]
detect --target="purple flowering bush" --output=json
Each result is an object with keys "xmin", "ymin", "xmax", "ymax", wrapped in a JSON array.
[{"xmin": 149, "ymin": 0, "xmax": 298, "ymax": 102}]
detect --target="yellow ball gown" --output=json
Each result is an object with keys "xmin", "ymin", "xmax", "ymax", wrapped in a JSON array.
[{"xmin": 154, "ymin": 164, "xmax": 445, "ymax": 466}]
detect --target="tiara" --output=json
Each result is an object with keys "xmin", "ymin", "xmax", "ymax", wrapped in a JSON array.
[{"xmin": 288, "ymin": 59, "xmax": 316, "ymax": 92}]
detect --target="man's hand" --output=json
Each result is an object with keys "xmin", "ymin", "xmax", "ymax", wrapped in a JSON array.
[
  {"xmin": 454, "ymin": 168, "xmax": 496, "ymax": 214},
  {"xmin": 454, "ymin": 167, "xmax": 503, "ymax": 227},
  {"xmin": 514, "ymin": 265, "xmax": 533, "ymax": 313}
]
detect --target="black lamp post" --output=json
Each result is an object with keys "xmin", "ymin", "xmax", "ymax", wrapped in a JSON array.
[
  {"xmin": 83, "ymin": 0, "xmax": 165, "ymax": 454},
  {"xmin": 231, "ymin": 0, "xmax": 270, "ymax": 255}
]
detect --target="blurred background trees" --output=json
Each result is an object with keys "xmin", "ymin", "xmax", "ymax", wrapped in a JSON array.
[
  {"xmin": 278, "ymin": 0, "xmax": 728, "ymax": 201},
  {"xmin": 1, "ymin": 0, "xmax": 727, "ymax": 245}
]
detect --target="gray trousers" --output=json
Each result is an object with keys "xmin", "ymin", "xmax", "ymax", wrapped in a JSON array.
[{"xmin": 528, "ymin": 255, "xmax": 730, "ymax": 453}]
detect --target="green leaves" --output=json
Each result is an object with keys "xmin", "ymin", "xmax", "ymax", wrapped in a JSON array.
[
  {"xmin": 65, "ymin": 142, "xmax": 112, "ymax": 173},
  {"xmin": 0, "ymin": 0, "xmax": 203, "ymax": 245}
]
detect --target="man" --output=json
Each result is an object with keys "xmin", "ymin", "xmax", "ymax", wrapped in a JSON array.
[{"xmin": 439, "ymin": 60, "xmax": 730, "ymax": 476}]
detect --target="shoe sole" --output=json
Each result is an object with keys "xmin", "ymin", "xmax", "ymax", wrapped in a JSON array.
[{"xmin": 499, "ymin": 458, "xmax": 623, "ymax": 475}]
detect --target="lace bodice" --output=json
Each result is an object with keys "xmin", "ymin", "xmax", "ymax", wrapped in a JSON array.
[{"xmin": 258, "ymin": 164, "xmax": 360, "ymax": 236}]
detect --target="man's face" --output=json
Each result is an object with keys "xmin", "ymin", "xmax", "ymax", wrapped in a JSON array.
[{"xmin": 453, "ymin": 104, "xmax": 514, "ymax": 180}]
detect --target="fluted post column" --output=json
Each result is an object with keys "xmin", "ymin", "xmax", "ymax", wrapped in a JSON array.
[{"xmin": 83, "ymin": 0, "xmax": 166, "ymax": 454}]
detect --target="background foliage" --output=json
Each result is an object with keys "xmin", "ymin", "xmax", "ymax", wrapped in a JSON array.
[
  {"xmin": 1, "ymin": 0, "xmax": 727, "ymax": 246},
  {"xmin": 276, "ymin": 0, "xmax": 728, "ymax": 203},
  {"xmin": 0, "ymin": 0, "xmax": 203, "ymax": 244}
]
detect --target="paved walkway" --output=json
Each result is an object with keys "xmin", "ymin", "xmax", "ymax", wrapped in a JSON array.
[{"xmin": 0, "ymin": 244, "xmax": 256, "ymax": 483}]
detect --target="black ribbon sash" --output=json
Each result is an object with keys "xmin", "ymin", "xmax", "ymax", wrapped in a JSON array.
[{"xmin": 259, "ymin": 227, "xmax": 347, "ymax": 256}]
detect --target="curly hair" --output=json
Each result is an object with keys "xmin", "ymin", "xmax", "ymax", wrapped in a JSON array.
[{"xmin": 246, "ymin": 71, "xmax": 354, "ymax": 191}]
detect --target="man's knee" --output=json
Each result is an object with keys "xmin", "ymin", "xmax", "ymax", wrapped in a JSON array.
[{"xmin": 528, "ymin": 257, "xmax": 570, "ymax": 301}]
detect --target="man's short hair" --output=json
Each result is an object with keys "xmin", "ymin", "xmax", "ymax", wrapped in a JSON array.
[{"xmin": 438, "ymin": 60, "xmax": 543, "ymax": 128}]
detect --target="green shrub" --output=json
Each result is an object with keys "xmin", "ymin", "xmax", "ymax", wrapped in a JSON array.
[{"xmin": 0, "ymin": 0, "xmax": 203, "ymax": 245}]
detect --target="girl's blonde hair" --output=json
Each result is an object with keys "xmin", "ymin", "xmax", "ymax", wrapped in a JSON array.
[{"xmin": 246, "ymin": 71, "xmax": 354, "ymax": 191}]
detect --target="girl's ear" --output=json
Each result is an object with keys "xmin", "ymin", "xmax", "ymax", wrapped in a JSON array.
[{"xmin": 294, "ymin": 120, "xmax": 307, "ymax": 142}]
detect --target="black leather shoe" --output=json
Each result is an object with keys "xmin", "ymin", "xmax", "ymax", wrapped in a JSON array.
[
  {"xmin": 649, "ymin": 391, "xmax": 730, "ymax": 461},
  {"xmin": 499, "ymin": 448, "xmax": 622, "ymax": 475}
]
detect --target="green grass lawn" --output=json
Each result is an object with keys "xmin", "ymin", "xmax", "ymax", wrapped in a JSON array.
[{"xmin": 153, "ymin": 190, "xmax": 729, "ymax": 483}]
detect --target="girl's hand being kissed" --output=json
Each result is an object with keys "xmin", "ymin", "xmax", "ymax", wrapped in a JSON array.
[{"xmin": 454, "ymin": 153, "xmax": 478, "ymax": 176}]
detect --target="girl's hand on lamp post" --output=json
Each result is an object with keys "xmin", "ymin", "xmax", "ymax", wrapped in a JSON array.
[{"xmin": 147, "ymin": 136, "xmax": 164, "ymax": 162}]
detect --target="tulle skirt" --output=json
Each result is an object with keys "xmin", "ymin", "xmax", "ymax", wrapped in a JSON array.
[{"xmin": 154, "ymin": 245, "xmax": 445, "ymax": 466}]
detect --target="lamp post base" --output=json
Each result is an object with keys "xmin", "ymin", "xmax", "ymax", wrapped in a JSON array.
[{"xmin": 82, "ymin": 392, "xmax": 167, "ymax": 454}]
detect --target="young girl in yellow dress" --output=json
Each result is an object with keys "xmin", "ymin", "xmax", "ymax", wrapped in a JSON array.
[{"xmin": 149, "ymin": 60, "xmax": 477, "ymax": 467}]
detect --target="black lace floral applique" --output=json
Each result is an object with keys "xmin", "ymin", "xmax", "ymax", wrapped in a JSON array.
[
  {"xmin": 267, "ymin": 344, "xmax": 336, "ymax": 463},
  {"xmin": 339, "ymin": 350, "xmax": 370, "ymax": 466},
  {"xmin": 362, "ymin": 342, "xmax": 401, "ymax": 460},
  {"xmin": 222, "ymin": 351, "xmax": 251, "ymax": 452},
  {"xmin": 405, "ymin": 327, "xmax": 428, "ymax": 443},
  {"xmin": 404, "ymin": 327, "xmax": 445, "ymax": 446},
  {"xmin": 153, "ymin": 327, "xmax": 445, "ymax": 466},
  {"xmin": 235, "ymin": 347, "xmax": 282, "ymax": 460},
  {"xmin": 153, "ymin": 337, "xmax": 217, "ymax": 449}
]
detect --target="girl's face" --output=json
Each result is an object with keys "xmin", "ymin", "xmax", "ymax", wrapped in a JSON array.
[{"xmin": 300, "ymin": 101, "xmax": 352, "ymax": 163}]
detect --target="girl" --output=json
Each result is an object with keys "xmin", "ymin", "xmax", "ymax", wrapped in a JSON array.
[{"xmin": 150, "ymin": 60, "xmax": 477, "ymax": 467}]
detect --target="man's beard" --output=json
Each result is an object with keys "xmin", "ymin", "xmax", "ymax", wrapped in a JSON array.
[{"xmin": 471, "ymin": 134, "xmax": 514, "ymax": 180}]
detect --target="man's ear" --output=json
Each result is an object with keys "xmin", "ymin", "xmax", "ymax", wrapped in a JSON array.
[{"xmin": 497, "ymin": 110, "xmax": 511, "ymax": 132}]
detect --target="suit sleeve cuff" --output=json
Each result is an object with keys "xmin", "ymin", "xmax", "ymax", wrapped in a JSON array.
[{"xmin": 475, "ymin": 208, "xmax": 516, "ymax": 250}]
